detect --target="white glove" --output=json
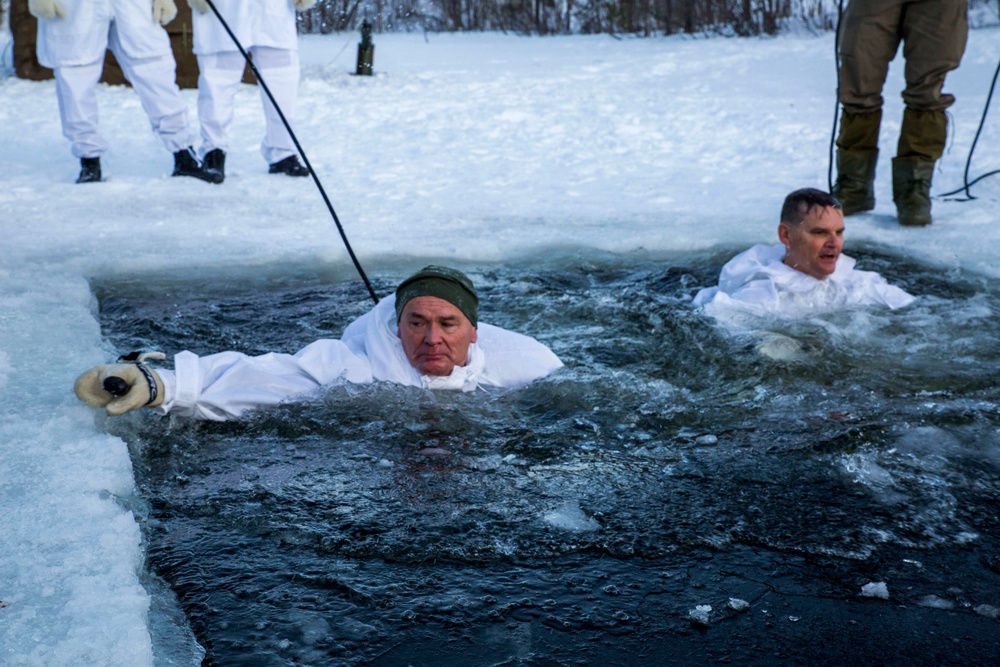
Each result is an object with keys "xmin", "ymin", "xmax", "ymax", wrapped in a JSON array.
[
  {"xmin": 187, "ymin": 0, "xmax": 211, "ymax": 14},
  {"xmin": 152, "ymin": 0, "xmax": 178, "ymax": 25},
  {"xmin": 293, "ymin": 0, "xmax": 317, "ymax": 10},
  {"xmin": 28, "ymin": 0, "xmax": 66, "ymax": 20},
  {"xmin": 74, "ymin": 361, "xmax": 165, "ymax": 416}
]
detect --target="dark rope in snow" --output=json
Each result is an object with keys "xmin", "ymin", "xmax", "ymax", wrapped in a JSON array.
[
  {"xmin": 828, "ymin": 0, "xmax": 845, "ymax": 195},
  {"xmin": 204, "ymin": 0, "xmax": 380, "ymax": 304},
  {"xmin": 936, "ymin": 55, "xmax": 1000, "ymax": 200}
]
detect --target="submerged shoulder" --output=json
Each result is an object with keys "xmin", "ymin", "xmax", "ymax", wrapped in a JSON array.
[
  {"xmin": 476, "ymin": 322, "xmax": 563, "ymax": 385},
  {"xmin": 719, "ymin": 244, "xmax": 787, "ymax": 283}
]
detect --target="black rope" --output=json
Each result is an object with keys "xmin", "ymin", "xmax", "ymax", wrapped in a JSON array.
[
  {"xmin": 204, "ymin": 0, "xmax": 380, "ymax": 304},
  {"xmin": 828, "ymin": 0, "xmax": 845, "ymax": 194},
  {"xmin": 936, "ymin": 54, "xmax": 1000, "ymax": 200}
]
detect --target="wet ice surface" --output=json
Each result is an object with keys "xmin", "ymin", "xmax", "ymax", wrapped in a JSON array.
[{"xmin": 95, "ymin": 250, "xmax": 1000, "ymax": 666}]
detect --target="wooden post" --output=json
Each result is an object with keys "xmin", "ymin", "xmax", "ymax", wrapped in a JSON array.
[{"xmin": 356, "ymin": 19, "xmax": 374, "ymax": 76}]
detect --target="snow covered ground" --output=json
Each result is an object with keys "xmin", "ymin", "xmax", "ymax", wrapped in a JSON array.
[{"xmin": 1, "ymin": 27, "xmax": 998, "ymax": 665}]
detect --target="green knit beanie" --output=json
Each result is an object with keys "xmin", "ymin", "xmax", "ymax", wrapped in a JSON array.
[{"xmin": 395, "ymin": 266, "xmax": 479, "ymax": 327}]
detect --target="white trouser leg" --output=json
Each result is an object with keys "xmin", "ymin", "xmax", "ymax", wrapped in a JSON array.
[
  {"xmin": 196, "ymin": 51, "xmax": 245, "ymax": 157},
  {"xmin": 54, "ymin": 60, "xmax": 108, "ymax": 159},
  {"xmin": 108, "ymin": 20, "xmax": 194, "ymax": 154},
  {"xmin": 252, "ymin": 46, "xmax": 301, "ymax": 165}
]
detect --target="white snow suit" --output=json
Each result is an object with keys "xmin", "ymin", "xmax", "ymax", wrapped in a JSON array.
[
  {"xmin": 35, "ymin": 0, "xmax": 195, "ymax": 158},
  {"xmin": 692, "ymin": 243, "xmax": 915, "ymax": 318},
  {"xmin": 154, "ymin": 295, "xmax": 564, "ymax": 421},
  {"xmin": 191, "ymin": 0, "xmax": 302, "ymax": 165}
]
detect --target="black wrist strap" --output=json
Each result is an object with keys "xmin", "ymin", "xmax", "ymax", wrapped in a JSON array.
[{"xmin": 134, "ymin": 362, "xmax": 158, "ymax": 406}]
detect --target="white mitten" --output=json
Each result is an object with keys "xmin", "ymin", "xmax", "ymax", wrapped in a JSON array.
[
  {"xmin": 152, "ymin": 0, "xmax": 178, "ymax": 25},
  {"xmin": 28, "ymin": 0, "xmax": 66, "ymax": 20},
  {"xmin": 293, "ymin": 0, "xmax": 317, "ymax": 11},
  {"xmin": 187, "ymin": 0, "xmax": 211, "ymax": 14},
  {"xmin": 74, "ymin": 358, "xmax": 166, "ymax": 416}
]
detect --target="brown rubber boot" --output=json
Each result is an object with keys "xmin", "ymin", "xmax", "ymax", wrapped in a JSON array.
[
  {"xmin": 833, "ymin": 110, "xmax": 882, "ymax": 215},
  {"xmin": 891, "ymin": 108, "xmax": 946, "ymax": 227},
  {"xmin": 892, "ymin": 158, "xmax": 935, "ymax": 227}
]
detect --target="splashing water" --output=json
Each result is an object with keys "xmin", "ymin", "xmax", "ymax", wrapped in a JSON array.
[{"xmin": 94, "ymin": 248, "xmax": 1000, "ymax": 666}]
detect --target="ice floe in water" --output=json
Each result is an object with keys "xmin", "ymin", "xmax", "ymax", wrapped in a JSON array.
[
  {"xmin": 728, "ymin": 598, "xmax": 750, "ymax": 612},
  {"xmin": 974, "ymin": 604, "xmax": 999, "ymax": 619},
  {"xmin": 861, "ymin": 582, "xmax": 890, "ymax": 599},
  {"xmin": 544, "ymin": 500, "xmax": 601, "ymax": 532},
  {"xmin": 915, "ymin": 594, "xmax": 955, "ymax": 610},
  {"xmin": 754, "ymin": 332, "xmax": 814, "ymax": 361},
  {"xmin": 688, "ymin": 605, "xmax": 712, "ymax": 625}
]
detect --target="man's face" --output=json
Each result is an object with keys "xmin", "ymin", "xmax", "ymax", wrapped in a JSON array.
[
  {"xmin": 397, "ymin": 296, "xmax": 478, "ymax": 376},
  {"xmin": 778, "ymin": 205, "xmax": 845, "ymax": 280}
]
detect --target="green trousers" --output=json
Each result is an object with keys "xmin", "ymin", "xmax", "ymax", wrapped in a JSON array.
[
  {"xmin": 838, "ymin": 0, "xmax": 968, "ymax": 116},
  {"xmin": 837, "ymin": 0, "xmax": 967, "ymax": 163}
]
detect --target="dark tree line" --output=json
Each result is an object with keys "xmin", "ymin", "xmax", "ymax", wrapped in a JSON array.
[
  {"xmin": 297, "ymin": 0, "xmax": 999, "ymax": 36},
  {"xmin": 297, "ymin": 0, "xmax": 835, "ymax": 36},
  {"xmin": 0, "ymin": 0, "xmax": 993, "ymax": 36}
]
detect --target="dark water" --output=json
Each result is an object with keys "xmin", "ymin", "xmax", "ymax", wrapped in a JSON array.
[{"xmin": 94, "ymin": 249, "xmax": 1000, "ymax": 666}]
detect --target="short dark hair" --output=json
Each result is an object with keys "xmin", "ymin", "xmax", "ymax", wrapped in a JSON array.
[{"xmin": 780, "ymin": 188, "xmax": 842, "ymax": 226}]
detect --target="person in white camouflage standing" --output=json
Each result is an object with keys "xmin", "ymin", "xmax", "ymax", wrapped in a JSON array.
[
  {"xmin": 28, "ymin": 0, "xmax": 208, "ymax": 183},
  {"xmin": 187, "ymin": 0, "xmax": 316, "ymax": 184}
]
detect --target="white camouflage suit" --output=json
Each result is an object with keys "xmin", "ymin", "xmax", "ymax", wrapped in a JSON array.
[
  {"xmin": 693, "ymin": 244, "xmax": 916, "ymax": 318},
  {"xmin": 35, "ymin": 0, "xmax": 195, "ymax": 159},
  {"xmin": 153, "ymin": 296, "xmax": 564, "ymax": 421},
  {"xmin": 191, "ymin": 0, "xmax": 304, "ymax": 165}
]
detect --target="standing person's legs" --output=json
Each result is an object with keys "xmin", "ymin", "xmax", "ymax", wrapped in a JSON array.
[
  {"xmin": 108, "ymin": 20, "xmax": 195, "ymax": 155},
  {"xmin": 196, "ymin": 50, "xmax": 245, "ymax": 157},
  {"xmin": 891, "ymin": 0, "xmax": 968, "ymax": 226},
  {"xmin": 253, "ymin": 45, "xmax": 307, "ymax": 175},
  {"xmin": 195, "ymin": 50, "xmax": 246, "ymax": 182},
  {"xmin": 54, "ymin": 59, "xmax": 107, "ymax": 183},
  {"xmin": 896, "ymin": 0, "xmax": 968, "ymax": 161},
  {"xmin": 108, "ymin": 20, "xmax": 210, "ymax": 180},
  {"xmin": 834, "ymin": 0, "xmax": 904, "ymax": 214},
  {"xmin": 838, "ymin": 0, "xmax": 904, "ymax": 114},
  {"xmin": 54, "ymin": 59, "xmax": 108, "ymax": 159}
]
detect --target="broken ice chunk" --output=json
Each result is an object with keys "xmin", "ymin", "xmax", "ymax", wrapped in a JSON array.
[
  {"xmin": 727, "ymin": 598, "xmax": 750, "ymax": 612},
  {"xmin": 861, "ymin": 582, "xmax": 889, "ymax": 599},
  {"xmin": 688, "ymin": 604, "xmax": 712, "ymax": 625},
  {"xmin": 973, "ymin": 604, "xmax": 999, "ymax": 619},
  {"xmin": 916, "ymin": 594, "xmax": 954, "ymax": 609}
]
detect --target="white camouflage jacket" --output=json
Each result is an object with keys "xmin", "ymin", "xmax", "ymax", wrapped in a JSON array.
[
  {"xmin": 693, "ymin": 243, "xmax": 916, "ymax": 317},
  {"xmin": 154, "ymin": 295, "xmax": 563, "ymax": 421}
]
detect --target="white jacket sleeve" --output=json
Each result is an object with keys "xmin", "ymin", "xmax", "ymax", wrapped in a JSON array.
[
  {"xmin": 153, "ymin": 339, "xmax": 372, "ymax": 421},
  {"xmin": 152, "ymin": 296, "xmax": 562, "ymax": 420}
]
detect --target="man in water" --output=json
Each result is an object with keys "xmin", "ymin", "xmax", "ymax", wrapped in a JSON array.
[
  {"xmin": 693, "ymin": 188, "xmax": 915, "ymax": 317},
  {"xmin": 74, "ymin": 266, "xmax": 563, "ymax": 421}
]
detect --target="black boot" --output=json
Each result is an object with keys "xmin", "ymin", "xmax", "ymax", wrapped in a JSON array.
[
  {"xmin": 268, "ymin": 155, "xmax": 309, "ymax": 177},
  {"xmin": 76, "ymin": 157, "xmax": 102, "ymax": 184},
  {"xmin": 202, "ymin": 148, "xmax": 226, "ymax": 184},
  {"xmin": 833, "ymin": 150, "xmax": 878, "ymax": 215},
  {"xmin": 833, "ymin": 110, "xmax": 881, "ymax": 215},
  {"xmin": 172, "ymin": 147, "xmax": 214, "ymax": 182}
]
